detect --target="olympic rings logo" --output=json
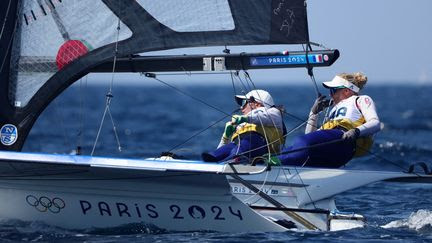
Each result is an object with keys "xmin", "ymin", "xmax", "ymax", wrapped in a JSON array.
[{"xmin": 26, "ymin": 195, "xmax": 66, "ymax": 213}]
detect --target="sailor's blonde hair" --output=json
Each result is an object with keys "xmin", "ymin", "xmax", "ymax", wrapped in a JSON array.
[{"xmin": 338, "ymin": 72, "xmax": 368, "ymax": 90}]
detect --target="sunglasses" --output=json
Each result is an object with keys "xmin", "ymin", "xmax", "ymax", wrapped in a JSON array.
[
  {"xmin": 329, "ymin": 87, "xmax": 345, "ymax": 95},
  {"xmin": 240, "ymin": 97, "xmax": 256, "ymax": 108}
]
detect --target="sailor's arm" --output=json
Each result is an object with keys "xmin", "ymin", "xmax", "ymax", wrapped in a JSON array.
[
  {"xmin": 247, "ymin": 107, "xmax": 283, "ymax": 130},
  {"xmin": 305, "ymin": 95, "xmax": 329, "ymax": 134},
  {"xmin": 356, "ymin": 95, "xmax": 381, "ymax": 136},
  {"xmin": 305, "ymin": 111, "xmax": 318, "ymax": 134},
  {"xmin": 217, "ymin": 121, "xmax": 236, "ymax": 148}
]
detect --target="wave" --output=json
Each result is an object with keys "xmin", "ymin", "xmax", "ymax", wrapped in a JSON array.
[
  {"xmin": 377, "ymin": 141, "xmax": 432, "ymax": 154},
  {"xmin": 382, "ymin": 209, "xmax": 432, "ymax": 232},
  {"xmin": 385, "ymin": 123, "xmax": 432, "ymax": 131},
  {"xmin": 345, "ymin": 140, "xmax": 432, "ymax": 171},
  {"xmin": 0, "ymin": 220, "xmax": 182, "ymax": 241}
]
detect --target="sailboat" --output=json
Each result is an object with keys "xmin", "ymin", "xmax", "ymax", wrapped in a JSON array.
[{"xmin": 0, "ymin": 0, "xmax": 431, "ymax": 232}]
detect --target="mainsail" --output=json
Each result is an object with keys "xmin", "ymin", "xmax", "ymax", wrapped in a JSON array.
[{"xmin": 0, "ymin": 0, "xmax": 310, "ymax": 151}]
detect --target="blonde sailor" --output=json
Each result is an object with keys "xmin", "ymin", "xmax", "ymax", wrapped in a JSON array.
[
  {"xmin": 202, "ymin": 90, "xmax": 285, "ymax": 162},
  {"xmin": 278, "ymin": 72, "xmax": 381, "ymax": 167}
]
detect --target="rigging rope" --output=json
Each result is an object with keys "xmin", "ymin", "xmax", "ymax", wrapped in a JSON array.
[
  {"xmin": 143, "ymin": 69, "xmax": 280, "ymax": 163},
  {"xmin": 143, "ymin": 73, "xmax": 231, "ymax": 116},
  {"xmin": 167, "ymin": 110, "xmax": 237, "ymax": 153},
  {"xmin": 0, "ymin": 4, "xmax": 17, "ymax": 75},
  {"xmin": 241, "ymin": 170, "xmax": 271, "ymax": 205},
  {"xmin": 91, "ymin": 15, "xmax": 122, "ymax": 155},
  {"xmin": 309, "ymin": 41, "xmax": 331, "ymax": 50},
  {"xmin": 229, "ymin": 71, "xmax": 238, "ymax": 98},
  {"xmin": 143, "ymin": 55, "xmax": 413, "ymax": 176},
  {"xmin": 288, "ymin": 166, "xmax": 318, "ymax": 209},
  {"xmin": 145, "ymin": 68, "xmax": 405, "ymax": 174},
  {"xmin": 0, "ymin": 0, "xmax": 12, "ymax": 40},
  {"xmin": 303, "ymin": 44, "xmax": 321, "ymax": 98},
  {"xmin": 146, "ymin": 68, "xmax": 310, "ymax": 162},
  {"xmin": 142, "ymin": 72, "xmax": 246, "ymax": 155}
]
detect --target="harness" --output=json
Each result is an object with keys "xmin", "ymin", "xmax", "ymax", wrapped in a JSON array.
[
  {"xmin": 231, "ymin": 123, "xmax": 285, "ymax": 154},
  {"xmin": 321, "ymin": 97, "xmax": 373, "ymax": 157}
]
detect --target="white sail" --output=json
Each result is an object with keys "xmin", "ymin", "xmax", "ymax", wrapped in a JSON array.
[
  {"xmin": 10, "ymin": 0, "xmax": 132, "ymax": 107},
  {"xmin": 137, "ymin": 0, "xmax": 235, "ymax": 32}
]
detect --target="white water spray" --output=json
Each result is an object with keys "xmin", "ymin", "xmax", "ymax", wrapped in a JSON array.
[{"xmin": 382, "ymin": 209, "xmax": 432, "ymax": 231}]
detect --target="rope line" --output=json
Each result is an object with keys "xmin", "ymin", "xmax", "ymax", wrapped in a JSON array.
[
  {"xmin": 0, "ymin": 0, "xmax": 12, "ymax": 40},
  {"xmin": 0, "ymin": 8, "xmax": 17, "ymax": 74},
  {"xmin": 292, "ymin": 166, "xmax": 318, "ymax": 209},
  {"xmin": 107, "ymin": 105, "xmax": 122, "ymax": 152},
  {"xmin": 144, "ymin": 73, "xmax": 231, "ymax": 116},
  {"xmin": 167, "ymin": 110, "xmax": 238, "ymax": 152},
  {"xmin": 91, "ymin": 14, "xmax": 122, "ymax": 155},
  {"xmin": 91, "ymin": 98, "xmax": 109, "ymax": 156}
]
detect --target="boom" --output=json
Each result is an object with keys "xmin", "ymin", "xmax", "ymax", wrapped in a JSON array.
[{"xmin": 91, "ymin": 50, "xmax": 339, "ymax": 73}]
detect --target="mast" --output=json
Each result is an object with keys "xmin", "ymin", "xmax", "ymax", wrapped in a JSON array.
[{"xmin": 0, "ymin": 0, "xmax": 20, "ymax": 151}]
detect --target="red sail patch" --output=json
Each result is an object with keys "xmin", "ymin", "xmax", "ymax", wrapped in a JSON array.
[{"xmin": 56, "ymin": 40, "xmax": 90, "ymax": 70}]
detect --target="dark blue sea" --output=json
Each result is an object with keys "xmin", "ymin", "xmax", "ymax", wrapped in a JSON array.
[{"xmin": 5, "ymin": 81, "xmax": 432, "ymax": 242}]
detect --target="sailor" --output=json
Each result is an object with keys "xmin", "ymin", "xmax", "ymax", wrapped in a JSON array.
[
  {"xmin": 278, "ymin": 72, "xmax": 381, "ymax": 168},
  {"xmin": 202, "ymin": 89, "xmax": 285, "ymax": 162}
]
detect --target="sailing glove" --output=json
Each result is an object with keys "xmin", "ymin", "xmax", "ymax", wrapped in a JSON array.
[
  {"xmin": 267, "ymin": 155, "xmax": 281, "ymax": 166},
  {"xmin": 342, "ymin": 128, "xmax": 361, "ymax": 141},
  {"xmin": 311, "ymin": 95, "xmax": 330, "ymax": 114},
  {"xmin": 223, "ymin": 121, "xmax": 236, "ymax": 139},
  {"xmin": 231, "ymin": 115, "xmax": 248, "ymax": 125}
]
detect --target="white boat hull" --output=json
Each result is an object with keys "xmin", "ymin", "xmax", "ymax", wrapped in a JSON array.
[
  {"xmin": 0, "ymin": 169, "xmax": 285, "ymax": 232},
  {"xmin": 0, "ymin": 186, "xmax": 285, "ymax": 232},
  {"xmin": 0, "ymin": 151, "xmax": 429, "ymax": 232}
]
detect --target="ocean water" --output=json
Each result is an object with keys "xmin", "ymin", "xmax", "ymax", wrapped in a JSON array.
[{"xmin": 6, "ymin": 83, "xmax": 432, "ymax": 241}]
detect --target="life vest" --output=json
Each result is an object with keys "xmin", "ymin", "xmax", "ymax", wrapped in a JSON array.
[
  {"xmin": 231, "ymin": 123, "xmax": 285, "ymax": 154},
  {"xmin": 321, "ymin": 96, "xmax": 373, "ymax": 157}
]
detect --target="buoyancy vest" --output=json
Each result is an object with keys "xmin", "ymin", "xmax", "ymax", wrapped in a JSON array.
[
  {"xmin": 231, "ymin": 123, "xmax": 285, "ymax": 154},
  {"xmin": 321, "ymin": 96, "xmax": 373, "ymax": 157}
]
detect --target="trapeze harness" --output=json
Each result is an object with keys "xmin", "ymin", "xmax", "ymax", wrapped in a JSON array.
[
  {"xmin": 202, "ymin": 106, "xmax": 286, "ymax": 162},
  {"xmin": 277, "ymin": 95, "xmax": 380, "ymax": 167},
  {"xmin": 231, "ymin": 106, "xmax": 285, "ymax": 154},
  {"xmin": 321, "ymin": 95, "xmax": 378, "ymax": 156}
]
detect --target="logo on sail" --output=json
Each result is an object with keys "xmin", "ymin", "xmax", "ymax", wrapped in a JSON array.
[{"xmin": 0, "ymin": 124, "xmax": 18, "ymax": 146}]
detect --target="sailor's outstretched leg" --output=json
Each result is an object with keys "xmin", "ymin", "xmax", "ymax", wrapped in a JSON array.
[
  {"xmin": 202, "ymin": 132, "xmax": 267, "ymax": 162},
  {"xmin": 278, "ymin": 129, "xmax": 355, "ymax": 168}
]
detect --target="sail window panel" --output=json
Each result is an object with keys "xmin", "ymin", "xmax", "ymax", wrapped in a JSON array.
[
  {"xmin": 9, "ymin": 73, "xmax": 54, "ymax": 108},
  {"xmin": 57, "ymin": 1, "xmax": 132, "ymax": 50},
  {"xmin": 10, "ymin": 0, "xmax": 133, "ymax": 107},
  {"xmin": 136, "ymin": 0, "xmax": 235, "ymax": 32}
]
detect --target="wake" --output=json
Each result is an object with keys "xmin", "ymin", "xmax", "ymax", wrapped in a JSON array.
[{"xmin": 382, "ymin": 209, "xmax": 432, "ymax": 231}]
